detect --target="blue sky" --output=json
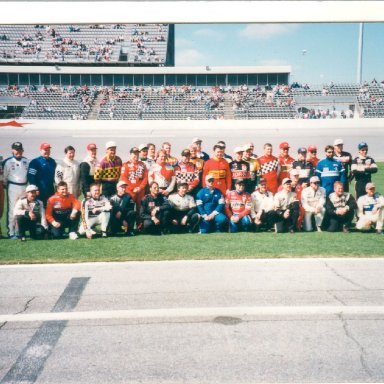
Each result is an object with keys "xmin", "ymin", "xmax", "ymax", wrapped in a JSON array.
[{"xmin": 175, "ymin": 23, "xmax": 384, "ymax": 85}]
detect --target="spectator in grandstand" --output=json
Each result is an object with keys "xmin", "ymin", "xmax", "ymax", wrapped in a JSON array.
[
  {"xmin": 162, "ymin": 142, "xmax": 178, "ymax": 167},
  {"xmin": 216, "ymin": 141, "xmax": 233, "ymax": 163},
  {"xmin": 273, "ymin": 177, "xmax": 300, "ymax": 233},
  {"xmin": 13, "ymin": 185, "xmax": 48, "ymax": 241},
  {"xmin": 333, "ymin": 138, "xmax": 352, "ymax": 192},
  {"xmin": 277, "ymin": 142, "xmax": 294, "ymax": 185},
  {"xmin": 139, "ymin": 143, "xmax": 155, "ymax": 170},
  {"xmin": 147, "ymin": 143, "xmax": 156, "ymax": 162},
  {"xmin": 292, "ymin": 147, "xmax": 315, "ymax": 186},
  {"xmin": 202, "ymin": 144, "xmax": 232, "ymax": 196},
  {"xmin": 356, "ymin": 182, "xmax": 384, "ymax": 234},
  {"xmin": 78, "ymin": 183, "xmax": 112, "ymax": 239},
  {"xmin": 229, "ymin": 147, "xmax": 251, "ymax": 193},
  {"xmin": 307, "ymin": 145, "xmax": 319, "ymax": 168},
  {"xmin": 174, "ymin": 149, "xmax": 199, "ymax": 196},
  {"xmin": 325, "ymin": 181, "xmax": 356, "ymax": 233},
  {"xmin": 242, "ymin": 143, "xmax": 260, "ymax": 192},
  {"xmin": 109, "ymin": 181, "xmax": 136, "ymax": 236},
  {"xmin": 258, "ymin": 143, "xmax": 280, "ymax": 194},
  {"xmin": 351, "ymin": 142, "xmax": 378, "ymax": 199},
  {"xmin": 168, "ymin": 182, "xmax": 201, "ymax": 233},
  {"xmin": 301, "ymin": 176, "xmax": 326, "ymax": 232},
  {"xmin": 0, "ymin": 154, "xmax": 3, "ymax": 238},
  {"xmin": 94, "ymin": 141, "xmax": 122, "ymax": 198},
  {"xmin": 315, "ymin": 145, "xmax": 346, "ymax": 197},
  {"xmin": 28, "ymin": 142, "xmax": 56, "ymax": 208},
  {"xmin": 120, "ymin": 147, "xmax": 148, "ymax": 220},
  {"xmin": 55, "ymin": 145, "xmax": 81, "ymax": 198},
  {"xmin": 196, "ymin": 175, "xmax": 228, "ymax": 234},
  {"xmin": 140, "ymin": 181, "xmax": 172, "ymax": 235},
  {"xmin": 148, "ymin": 150, "xmax": 176, "ymax": 197},
  {"xmin": 250, "ymin": 178, "xmax": 275, "ymax": 232},
  {"xmin": 191, "ymin": 137, "xmax": 209, "ymax": 161},
  {"xmin": 46, "ymin": 181, "xmax": 81, "ymax": 240},
  {"xmin": 225, "ymin": 180, "xmax": 252, "ymax": 233},
  {"xmin": 80, "ymin": 143, "xmax": 98, "ymax": 197},
  {"xmin": 3, "ymin": 142, "xmax": 29, "ymax": 239}
]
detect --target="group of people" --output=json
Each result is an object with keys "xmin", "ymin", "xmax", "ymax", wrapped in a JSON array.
[{"xmin": 0, "ymin": 136, "xmax": 382, "ymax": 241}]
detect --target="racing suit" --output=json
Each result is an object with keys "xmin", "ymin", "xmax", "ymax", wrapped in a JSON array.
[
  {"xmin": 225, "ymin": 190, "xmax": 252, "ymax": 232},
  {"xmin": 356, "ymin": 192, "xmax": 384, "ymax": 232},
  {"xmin": 55, "ymin": 157, "xmax": 81, "ymax": 197}
]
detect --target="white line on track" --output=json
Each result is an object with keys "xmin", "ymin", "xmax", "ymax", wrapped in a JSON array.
[
  {"xmin": 72, "ymin": 134, "xmax": 175, "ymax": 138},
  {"xmin": 1, "ymin": 306, "xmax": 384, "ymax": 323}
]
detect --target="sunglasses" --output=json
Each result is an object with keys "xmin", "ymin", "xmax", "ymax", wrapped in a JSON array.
[
  {"xmin": 312, "ymin": 181, "xmax": 320, "ymax": 185},
  {"xmin": 310, "ymin": 151, "xmax": 317, "ymax": 154}
]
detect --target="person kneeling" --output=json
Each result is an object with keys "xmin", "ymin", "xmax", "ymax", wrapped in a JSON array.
[
  {"xmin": 14, "ymin": 185, "xmax": 48, "ymax": 241},
  {"xmin": 168, "ymin": 182, "xmax": 201, "ymax": 233},
  {"xmin": 79, "ymin": 183, "xmax": 112, "ymax": 239}
]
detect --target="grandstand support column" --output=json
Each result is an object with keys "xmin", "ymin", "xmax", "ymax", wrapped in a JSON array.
[
  {"xmin": 357, "ymin": 23, "xmax": 364, "ymax": 84},
  {"xmin": 223, "ymin": 93, "xmax": 235, "ymax": 120}
]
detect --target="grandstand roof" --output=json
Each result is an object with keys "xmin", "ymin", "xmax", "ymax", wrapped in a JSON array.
[{"xmin": 0, "ymin": 65, "xmax": 291, "ymax": 75}]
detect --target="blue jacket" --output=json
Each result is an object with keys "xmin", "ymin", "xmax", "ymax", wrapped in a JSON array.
[
  {"xmin": 315, "ymin": 157, "xmax": 346, "ymax": 196},
  {"xmin": 196, "ymin": 187, "xmax": 225, "ymax": 216}
]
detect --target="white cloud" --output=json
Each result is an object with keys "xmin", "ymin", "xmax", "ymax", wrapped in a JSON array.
[
  {"xmin": 193, "ymin": 28, "xmax": 222, "ymax": 40},
  {"xmin": 175, "ymin": 37, "xmax": 194, "ymax": 48},
  {"xmin": 239, "ymin": 24, "xmax": 299, "ymax": 40},
  {"xmin": 176, "ymin": 49, "xmax": 205, "ymax": 66}
]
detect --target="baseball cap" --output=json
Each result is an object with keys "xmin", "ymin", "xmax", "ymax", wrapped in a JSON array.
[
  {"xmin": 12, "ymin": 142, "xmax": 24, "ymax": 150},
  {"xmin": 86, "ymin": 143, "xmax": 97, "ymax": 151},
  {"xmin": 181, "ymin": 149, "xmax": 191, "ymax": 156},
  {"xmin": 233, "ymin": 146, "xmax": 244, "ymax": 153},
  {"xmin": 39, "ymin": 142, "xmax": 51, "ymax": 150},
  {"xmin": 105, "ymin": 141, "xmax": 117, "ymax": 149},
  {"xmin": 358, "ymin": 142, "xmax": 368, "ymax": 150},
  {"xmin": 26, "ymin": 185, "xmax": 38, "ymax": 192},
  {"xmin": 279, "ymin": 142, "xmax": 290, "ymax": 149},
  {"xmin": 258, "ymin": 177, "xmax": 267, "ymax": 185},
  {"xmin": 310, "ymin": 176, "xmax": 320, "ymax": 183},
  {"xmin": 205, "ymin": 174, "xmax": 214, "ymax": 182},
  {"xmin": 192, "ymin": 137, "xmax": 202, "ymax": 144},
  {"xmin": 334, "ymin": 138, "xmax": 344, "ymax": 146},
  {"xmin": 282, "ymin": 177, "xmax": 292, "ymax": 185},
  {"xmin": 308, "ymin": 145, "xmax": 317, "ymax": 152},
  {"xmin": 366, "ymin": 182, "xmax": 375, "ymax": 190},
  {"xmin": 130, "ymin": 147, "xmax": 140, "ymax": 153},
  {"xmin": 289, "ymin": 169, "xmax": 300, "ymax": 176},
  {"xmin": 235, "ymin": 179, "xmax": 245, "ymax": 185},
  {"xmin": 297, "ymin": 147, "xmax": 307, "ymax": 154},
  {"xmin": 138, "ymin": 143, "xmax": 148, "ymax": 151},
  {"xmin": 243, "ymin": 143, "xmax": 253, "ymax": 151},
  {"xmin": 116, "ymin": 181, "xmax": 127, "ymax": 188}
]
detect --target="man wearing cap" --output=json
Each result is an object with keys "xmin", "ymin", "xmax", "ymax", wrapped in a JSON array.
[
  {"xmin": 258, "ymin": 143, "xmax": 280, "ymax": 194},
  {"xmin": 80, "ymin": 143, "xmax": 98, "ymax": 197},
  {"xmin": 356, "ymin": 183, "xmax": 384, "ymax": 234},
  {"xmin": 277, "ymin": 141, "xmax": 294, "ymax": 185},
  {"xmin": 196, "ymin": 175, "xmax": 228, "ymax": 234},
  {"xmin": 225, "ymin": 180, "xmax": 252, "ymax": 233},
  {"xmin": 333, "ymin": 138, "xmax": 352, "ymax": 192},
  {"xmin": 13, "ymin": 185, "xmax": 48, "ymax": 241},
  {"xmin": 191, "ymin": 137, "xmax": 209, "ymax": 161},
  {"xmin": 174, "ymin": 149, "xmax": 199, "ymax": 196},
  {"xmin": 325, "ymin": 181, "xmax": 356, "ymax": 233},
  {"xmin": 315, "ymin": 145, "xmax": 346, "ymax": 197},
  {"xmin": 28, "ymin": 142, "xmax": 56, "ymax": 207},
  {"xmin": 78, "ymin": 183, "xmax": 112, "ymax": 239},
  {"xmin": 301, "ymin": 176, "xmax": 326, "ymax": 232},
  {"xmin": 243, "ymin": 142, "xmax": 257, "ymax": 160},
  {"xmin": 168, "ymin": 182, "xmax": 201, "ymax": 233},
  {"xmin": 46, "ymin": 181, "xmax": 81, "ymax": 240},
  {"xmin": 251, "ymin": 178, "xmax": 275, "ymax": 231},
  {"xmin": 292, "ymin": 147, "xmax": 315, "ymax": 186},
  {"xmin": 273, "ymin": 177, "xmax": 300, "ymax": 233},
  {"xmin": 307, "ymin": 145, "xmax": 319, "ymax": 168},
  {"xmin": 202, "ymin": 144, "xmax": 232, "ymax": 196},
  {"xmin": 3, "ymin": 142, "xmax": 29, "ymax": 239},
  {"xmin": 216, "ymin": 141, "xmax": 233, "ymax": 163},
  {"xmin": 138, "ymin": 143, "xmax": 154, "ymax": 170},
  {"xmin": 148, "ymin": 150, "xmax": 176, "ymax": 197},
  {"xmin": 161, "ymin": 142, "xmax": 178, "ymax": 168},
  {"xmin": 94, "ymin": 141, "xmax": 122, "ymax": 198},
  {"xmin": 243, "ymin": 143, "xmax": 260, "ymax": 192},
  {"xmin": 351, "ymin": 142, "xmax": 378, "ymax": 199},
  {"xmin": 55, "ymin": 145, "xmax": 81, "ymax": 198},
  {"xmin": 109, "ymin": 180, "xmax": 136, "ymax": 236},
  {"xmin": 229, "ymin": 147, "xmax": 252, "ymax": 193}
]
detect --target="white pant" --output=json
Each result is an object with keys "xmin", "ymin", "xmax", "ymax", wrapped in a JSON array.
[
  {"xmin": 356, "ymin": 211, "xmax": 383, "ymax": 231},
  {"xmin": 79, "ymin": 212, "xmax": 110, "ymax": 234},
  {"xmin": 7, "ymin": 183, "xmax": 27, "ymax": 237},
  {"xmin": 303, "ymin": 208, "xmax": 325, "ymax": 231}
]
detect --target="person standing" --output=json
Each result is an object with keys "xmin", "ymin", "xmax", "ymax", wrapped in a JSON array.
[
  {"xmin": 351, "ymin": 142, "xmax": 378, "ymax": 199},
  {"xmin": 161, "ymin": 141, "xmax": 178, "ymax": 167},
  {"xmin": 138, "ymin": 143, "xmax": 155, "ymax": 170},
  {"xmin": 277, "ymin": 141, "xmax": 294, "ymax": 185},
  {"xmin": 3, "ymin": 142, "xmax": 29, "ymax": 239},
  {"xmin": 333, "ymin": 138, "xmax": 352, "ymax": 192},
  {"xmin": 28, "ymin": 142, "xmax": 56, "ymax": 207},
  {"xmin": 174, "ymin": 149, "xmax": 199, "ymax": 196},
  {"xmin": 148, "ymin": 150, "xmax": 176, "ymax": 197},
  {"xmin": 258, "ymin": 143, "xmax": 280, "ymax": 194},
  {"xmin": 307, "ymin": 145, "xmax": 320, "ymax": 168},
  {"xmin": 94, "ymin": 141, "xmax": 122, "ymax": 198},
  {"xmin": 55, "ymin": 145, "xmax": 81, "ymax": 198},
  {"xmin": 80, "ymin": 143, "xmax": 98, "ymax": 197},
  {"xmin": 242, "ymin": 143, "xmax": 260, "ymax": 192},
  {"xmin": 229, "ymin": 147, "xmax": 251, "ymax": 193},
  {"xmin": 292, "ymin": 147, "xmax": 315, "ymax": 187}
]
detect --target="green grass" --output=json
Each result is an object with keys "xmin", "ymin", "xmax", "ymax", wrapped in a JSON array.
[{"xmin": 1, "ymin": 163, "xmax": 383, "ymax": 264}]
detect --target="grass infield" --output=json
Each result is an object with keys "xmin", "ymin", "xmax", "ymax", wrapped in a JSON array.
[{"xmin": 0, "ymin": 163, "xmax": 383, "ymax": 264}]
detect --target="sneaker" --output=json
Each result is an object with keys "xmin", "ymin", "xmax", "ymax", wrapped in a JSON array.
[
  {"xmin": 9, "ymin": 235, "xmax": 18, "ymax": 240},
  {"xmin": 20, "ymin": 236, "xmax": 26, "ymax": 242},
  {"xmin": 127, "ymin": 231, "xmax": 135, "ymax": 237},
  {"xmin": 101, "ymin": 231, "xmax": 108, "ymax": 238},
  {"xmin": 342, "ymin": 225, "xmax": 350, "ymax": 233},
  {"xmin": 69, "ymin": 232, "xmax": 78, "ymax": 240},
  {"xmin": 316, "ymin": 226, "xmax": 322, "ymax": 232},
  {"xmin": 377, "ymin": 230, "xmax": 383, "ymax": 235}
]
